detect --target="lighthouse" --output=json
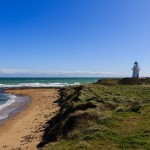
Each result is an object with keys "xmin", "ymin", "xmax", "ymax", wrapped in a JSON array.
[{"xmin": 132, "ymin": 61, "xmax": 140, "ymax": 78}]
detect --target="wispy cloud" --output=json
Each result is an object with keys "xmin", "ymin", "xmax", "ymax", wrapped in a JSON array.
[
  {"xmin": 0, "ymin": 68, "xmax": 115, "ymax": 77},
  {"xmin": 0, "ymin": 68, "xmax": 31, "ymax": 74}
]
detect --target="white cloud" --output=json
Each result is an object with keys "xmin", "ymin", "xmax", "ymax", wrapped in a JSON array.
[
  {"xmin": 0, "ymin": 68, "xmax": 31, "ymax": 74},
  {"xmin": 0, "ymin": 68, "xmax": 115, "ymax": 77}
]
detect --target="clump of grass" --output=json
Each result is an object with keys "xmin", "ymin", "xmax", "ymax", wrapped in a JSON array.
[
  {"xmin": 120, "ymin": 134, "xmax": 150, "ymax": 149},
  {"xmin": 76, "ymin": 141, "xmax": 91, "ymax": 149},
  {"xmin": 66, "ymin": 129, "xmax": 82, "ymax": 140},
  {"xmin": 128, "ymin": 101, "xmax": 141, "ymax": 112}
]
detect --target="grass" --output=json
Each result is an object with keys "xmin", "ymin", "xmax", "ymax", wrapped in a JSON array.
[{"xmin": 40, "ymin": 79, "xmax": 150, "ymax": 150}]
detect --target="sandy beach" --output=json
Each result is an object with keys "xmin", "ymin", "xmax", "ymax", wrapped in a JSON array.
[{"xmin": 0, "ymin": 88, "xmax": 60, "ymax": 150}]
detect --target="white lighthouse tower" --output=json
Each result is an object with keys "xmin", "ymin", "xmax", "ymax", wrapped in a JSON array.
[{"xmin": 132, "ymin": 61, "xmax": 140, "ymax": 78}]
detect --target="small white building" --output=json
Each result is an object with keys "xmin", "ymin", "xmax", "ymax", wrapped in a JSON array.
[{"xmin": 132, "ymin": 61, "xmax": 140, "ymax": 78}]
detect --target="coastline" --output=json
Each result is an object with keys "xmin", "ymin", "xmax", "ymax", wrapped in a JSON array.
[{"xmin": 0, "ymin": 88, "xmax": 60, "ymax": 150}]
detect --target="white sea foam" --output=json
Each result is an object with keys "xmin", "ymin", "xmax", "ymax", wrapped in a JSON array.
[
  {"xmin": 0, "ymin": 94, "xmax": 17, "ymax": 120},
  {"xmin": 0, "ymin": 94, "xmax": 16, "ymax": 110},
  {"xmin": 0, "ymin": 82, "xmax": 81, "ymax": 89},
  {"xmin": 0, "ymin": 113, "xmax": 9, "ymax": 120}
]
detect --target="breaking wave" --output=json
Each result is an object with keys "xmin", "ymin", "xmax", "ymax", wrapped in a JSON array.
[
  {"xmin": 0, "ymin": 82, "xmax": 81, "ymax": 89},
  {"xmin": 0, "ymin": 94, "xmax": 17, "ymax": 120}
]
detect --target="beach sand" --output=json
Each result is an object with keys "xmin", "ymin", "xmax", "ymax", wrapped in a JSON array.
[{"xmin": 0, "ymin": 88, "xmax": 60, "ymax": 150}]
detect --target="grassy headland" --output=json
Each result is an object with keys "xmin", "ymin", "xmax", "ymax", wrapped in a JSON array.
[{"xmin": 39, "ymin": 78, "xmax": 150, "ymax": 150}]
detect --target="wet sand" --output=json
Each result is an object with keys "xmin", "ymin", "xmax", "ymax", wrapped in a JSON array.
[{"xmin": 0, "ymin": 88, "xmax": 60, "ymax": 150}]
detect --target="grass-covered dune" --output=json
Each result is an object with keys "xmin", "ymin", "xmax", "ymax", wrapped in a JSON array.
[
  {"xmin": 38, "ymin": 79, "xmax": 150, "ymax": 150},
  {"xmin": 97, "ymin": 77, "xmax": 150, "ymax": 85}
]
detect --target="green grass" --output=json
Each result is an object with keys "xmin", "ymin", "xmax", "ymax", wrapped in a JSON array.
[{"xmin": 41, "ymin": 83, "xmax": 150, "ymax": 150}]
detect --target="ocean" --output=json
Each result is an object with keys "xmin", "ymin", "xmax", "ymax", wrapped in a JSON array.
[
  {"xmin": 0, "ymin": 77, "xmax": 99, "ymax": 88},
  {"xmin": 0, "ymin": 77, "xmax": 100, "ymax": 124}
]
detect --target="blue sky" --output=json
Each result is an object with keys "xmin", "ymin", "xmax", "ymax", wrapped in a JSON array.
[{"xmin": 0, "ymin": 0, "xmax": 150, "ymax": 77}]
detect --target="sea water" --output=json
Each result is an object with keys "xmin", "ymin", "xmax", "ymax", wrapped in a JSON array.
[
  {"xmin": 0, "ymin": 92, "xmax": 30, "ymax": 124},
  {"xmin": 0, "ymin": 77, "xmax": 99, "ymax": 123},
  {"xmin": 0, "ymin": 77, "xmax": 99, "ymax": 88}
]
